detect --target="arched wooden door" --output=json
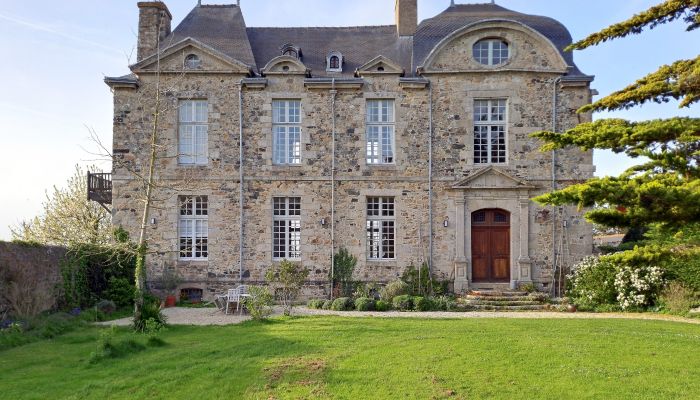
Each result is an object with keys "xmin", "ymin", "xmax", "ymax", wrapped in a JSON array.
[{"xmin": 471, "ymin": 209, "xmax": 510, "ymax": 283}]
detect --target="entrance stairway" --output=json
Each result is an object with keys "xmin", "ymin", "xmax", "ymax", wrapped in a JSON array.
[{"xmin": 459, "ymin": 290, "xmax": 550, "ymax": 311}]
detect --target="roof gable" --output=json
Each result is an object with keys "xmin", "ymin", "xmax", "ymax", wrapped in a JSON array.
[
  {"xmin": 261, "ymin": 55, "xmax": 310, "ymax": 76},
  {"xmin": 130, "ymin": 37, "xmax": 252, "ymax": 74},
  {"xmin": 355, "ymin": 55, "xmax": 405, "ymax": 76}
]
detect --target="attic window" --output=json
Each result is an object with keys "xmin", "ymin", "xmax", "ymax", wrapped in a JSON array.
[
  {"xmin": 280, "ymin": 44, "xmax": 302, "ymax": 60},
  {"xmin": 473, "ymin": 39, "xmax": 510, "ymax": 66},
  {"xmin": 184, "ymin": 54, "xmax": 201, "ymax": 69},
  {"xmin": 326, "ymin": 51, "xmax": 343, "ymax": 72},
  {"xmin": 377, "ymin": 66, "xmax": 385, "ymax": 72}
]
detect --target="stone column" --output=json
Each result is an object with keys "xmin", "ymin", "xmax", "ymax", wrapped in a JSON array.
[
  {"xmin": 454, "ymin": 196, "xmax": 468, "ymax": 293},
  {"xmin": 517, "ymin": 196, "xmax": 532, "ymax": 282}
]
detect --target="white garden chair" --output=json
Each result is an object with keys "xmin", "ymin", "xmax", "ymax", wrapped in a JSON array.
[
  {"xmin": 236, "ymin": 285, "xmax": 249, "ymax": 314},
  {"xmin": 224, "ymin": 287, "xmax": 240, "ymax": 315}
]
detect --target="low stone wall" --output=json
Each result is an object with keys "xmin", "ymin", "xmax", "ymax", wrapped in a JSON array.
[{"xmin": 0, "ymin": 241, "xmax": 66, "ymax": 316}]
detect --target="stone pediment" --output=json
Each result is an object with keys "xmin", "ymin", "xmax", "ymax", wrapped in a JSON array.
[
  {"xmin": 355, "ymin": 55, "xmax": 404, "ymax": 76},
  {"xmin": 131, "ymin": 37, "xmax": 253, "ymax": 74},
  {"xmin": 261, "ymin": 55, "xmax": 310, "ymax": 76},
  {"xmin": 452, "ymin": 166, "xmax": 535, "ymax": 191}
]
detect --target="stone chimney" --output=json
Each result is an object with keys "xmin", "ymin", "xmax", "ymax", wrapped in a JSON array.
[
  {"xmin": 137, "ymin": 2, "xmax": 172, "ymax": 61},
  {"xmin": 395, "ymin": 0, "xmax": 417, "ymax": 37}
]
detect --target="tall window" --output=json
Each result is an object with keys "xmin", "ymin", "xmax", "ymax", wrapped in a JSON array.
[
  {"xmin": 366, "ymin": 197, "xmax": 395, "ymax": 260},
  {"xmin": 474, "ymin": 99, "xmax": 507, "ymax": 164},
  {"xmin": 273, "ymin": 100, "xmax": 302, "ymax": 165},
  {"xmin": 473, "ymin": 39, "xmax": 510, "ymax": 65},
  {"xmin": 366, "ymin": 99, "xmax": 395, "ymax": 164},
  {"xmin": 273, "ymin": 197, "xmax": 301, "ymax": 260},
  {"xmin": 179, "ymin": 196, "xmax": 208, "ymax": 260},
  {"xmin": 178, "ymin": 100, "xmax": 208, "ymax": 165}
]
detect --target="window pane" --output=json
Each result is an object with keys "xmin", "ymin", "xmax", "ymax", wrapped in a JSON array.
[{"xmin": 179, "ymin": 101, "xmax": 193, "ymax": 123}]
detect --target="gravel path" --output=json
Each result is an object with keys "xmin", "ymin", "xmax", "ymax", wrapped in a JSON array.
[{"xmin": 98, "ymin": 306, "xmax": 700, "ymax": 326}]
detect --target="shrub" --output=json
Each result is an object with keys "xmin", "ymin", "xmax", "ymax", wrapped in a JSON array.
[
  {"xmin": 103, "ymin": 277, "xmax": 134, "ymax": 308},
  {"xmin": 380, "ymin": 280, "xmax": 409, "ymax": 301},
  {"xmin": 413, "ymin": 296, "xmax": 435, "ymax": 312},
  {"xmin": 354, "ymin": 297, "xmax": 376, "ymax": 311},
  {"xmin": 353, "ymin": 282, "xmax": 380, "ymax": 300},
  {"xmin": 658, "ymin": 282, "xmax": 699, "ymax": 315},
  {"xmin": 244, "ymin": 286, "xmax": 274, "ymax": 320},
  {"xmin": 321, "ymin": 300, "xmax": 333, "ymax": 310},
  {"xmin": 95, "ymin": 300, "xmax": 116, "ymax": 315},
  {"xmin": 307, "ymin": 299, "xmax": 325, "ymax": 309},
  {"xmin": 133, "ymin": 298, "xmax": 166, "ymax": 333},
  {"xmin": 401, "ymin": 263, "xmax": 432, "ymax": 296},
  {"xmin": 433, "ymin": 296, "xmax": 456, "ymax": 311},
  {"xmin": 392, "ymin": 295, "xmax": 413, "ymax": 311},
  {"xmin": 375, "ymin": 300, "xmax": 391, "ymax": 312},
  {"xmin": 331, "ymin": 297, "xmax": 354, "ymax": 311},
  {"xmin": 614, "ymin": 264, "xmax": 665, "ymax": 310},
  {"xmin": 332, "ymin": 248, "xmax": 357, "ymax": 297},
  {"xmin": 567, "ymin": 256, "xmax": 618, "ymax": 310},
  {"xmin": 266, "ymin": 260, "xmax": 309, "ymax": 316}
]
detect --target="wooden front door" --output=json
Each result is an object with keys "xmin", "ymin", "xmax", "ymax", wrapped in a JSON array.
[{"xmin": 471, "ymin": 209, "xmax": 510, "ymax": 283}]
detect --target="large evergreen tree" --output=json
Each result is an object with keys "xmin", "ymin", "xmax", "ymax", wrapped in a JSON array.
[{"xmin": 532, "ymin": 0, "xmax": 700, "ymax": 230}]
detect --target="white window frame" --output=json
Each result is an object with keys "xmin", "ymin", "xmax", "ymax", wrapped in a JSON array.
[
  {"xmin": 273, "ymin": 197, "xmax": 301, "ymax": 260},
  {"xmin": 179, "ymin": 195, "xmax": 208, "ymax": 260},
  {"xmin": 272, "ymin": 100, "xmax": 302, "ymax": 165},
  {"xmin": 473, "ymin": 99, "xmax": 507, "ymax": 164},
  {"xmin": 366, "ymin": 99, "xmax": 395, "ymax": 165},
  {"xmin": 178, "ymin": 100, "xmax": 208, "ymax": 165},
  {"xmin": 326, "ymin": 51, "xmax": 343, "ymax": 72},
  {"xmin": 473, "ymin": 39, "xmax": 510, "ymax": 66},
  {"xmin": 366, "ymin": 196, "xmax": 396, "ymax": 260}
]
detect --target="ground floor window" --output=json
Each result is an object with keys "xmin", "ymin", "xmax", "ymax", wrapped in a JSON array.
[
  {"xmin": 366, "ymin": 196, "xmax": 395, "ymax": 260},
  {"xmin": 179, "ymin": 195, "xmax": 208, "ymax": 260},
  {"xmin": 273, "ymin": 197, "xmax": 301, "ymax": 260}
]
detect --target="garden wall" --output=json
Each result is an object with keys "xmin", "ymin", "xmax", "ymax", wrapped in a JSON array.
[{"xmin": 0, "ymin": 241, "xmax": 66, "ymax": 316}]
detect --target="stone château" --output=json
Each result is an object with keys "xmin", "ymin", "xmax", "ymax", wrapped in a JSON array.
[{"xmin": 104, "ymin": 0, "xmax": 595, "ymax": 300}]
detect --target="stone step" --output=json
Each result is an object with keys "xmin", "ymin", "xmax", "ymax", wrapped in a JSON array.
[
  {"xmin": 470, "ymin": 304, "xmax": 551, "ymax": 311},
  {"xmin": 464, "ymin": 295, "xmax": 538, "ymax": 302},
  {"xmin": 462, "ymin": 300, "xmax": 542, "ymax": 306},
  {"xmin": 469, "ymin": 290, "xmax": 528, "ymax": 297}
]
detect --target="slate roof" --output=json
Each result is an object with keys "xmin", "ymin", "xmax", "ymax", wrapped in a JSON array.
[
  {"xmin": 162, "ymin": 4, "xmax": 256, "ymax": 68},
  {"xmin": 152, "ymin": 2, "xmax": 588, "ymax": 79}
]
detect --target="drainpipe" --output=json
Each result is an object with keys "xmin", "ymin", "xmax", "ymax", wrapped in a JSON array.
[
  {"xmin": 551, "ymin": 77, "xmax": 561, "ymax": 296},
  {"xmin": 238, "ymin": 80, "xmax": 245, "ymax": 283},
  {"xmin": 428, "ymin": 80, "xmax": 434, "ymax": 276},
  {"xmin": 330, "ymin": 78, "xmax": 337, "ymax": 299}
]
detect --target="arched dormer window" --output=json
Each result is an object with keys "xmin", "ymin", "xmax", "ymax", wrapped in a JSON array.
[
  {"xmin": 326, "ymin": 51, "xmax": 343, "ymax": 72},
  {"xmin": 473, "ymin": 39, "xmax": 510, "ymax": 66},
  {"xmin": 280, "ymin": 44, "xmax": 302, "ymax": 60},
  {"xmin": 184, "ymin": 54, "xmax": 201, "ymax": 69}
]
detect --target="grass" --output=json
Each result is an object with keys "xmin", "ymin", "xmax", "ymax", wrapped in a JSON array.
[{"xmin": 0, "ymin": 317, "xmax": 699, "ymax": 399}]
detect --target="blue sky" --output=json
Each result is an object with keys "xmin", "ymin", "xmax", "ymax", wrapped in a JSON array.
[{"xmin": 0, "ymin": 0, "xmax": 697, "ymax": 240}]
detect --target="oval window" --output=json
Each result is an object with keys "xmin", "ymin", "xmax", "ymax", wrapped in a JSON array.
[
  {"xmin": 184, "ymin": 54, "xmax": 201, "ymax": 69},
  {"xmin": 473, "ymin": 39, "xmax": 509, "ymax": 66}
]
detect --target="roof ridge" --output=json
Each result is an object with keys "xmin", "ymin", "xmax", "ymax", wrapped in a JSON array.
[{"xmin": 247, "ymin": 25, "xmax": 396, "ymax": 30}]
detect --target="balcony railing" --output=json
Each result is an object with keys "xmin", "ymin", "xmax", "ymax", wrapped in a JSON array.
[{"xmin": 87, "ymin": 172, "xmax": 112, "ymax": 207}]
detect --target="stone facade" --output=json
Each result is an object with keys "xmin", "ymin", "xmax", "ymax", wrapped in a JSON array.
[{"xmin": 107, "ymin": 1, "xmax": 594, "ymax": 300}]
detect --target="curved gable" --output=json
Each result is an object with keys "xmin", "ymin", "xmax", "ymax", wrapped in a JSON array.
[
  {"xmin": 421, "ymin": 20, "xmax": 568, "ymax": 74},
  {"xmin": 261, "ymin": 55, "xmax": 310, "ymax": 76}
]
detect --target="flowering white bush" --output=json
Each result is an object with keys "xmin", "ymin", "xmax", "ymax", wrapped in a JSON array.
[{"xmin": 614, "ymin": 265, "xmax": 664, "ymax": 310}]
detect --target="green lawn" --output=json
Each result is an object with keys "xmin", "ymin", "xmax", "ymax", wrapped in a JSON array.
[{"xmin": 1, "ymin": 317, "xmax": 699, "ymax": 399}]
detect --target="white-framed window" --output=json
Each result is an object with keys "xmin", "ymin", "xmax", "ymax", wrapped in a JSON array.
[
  {"xmin": 366, "ymin": 196, "xmax": 395, "ymax": 260},
  {"xmin": 178, "ymin": 100, "xmax": 208, "ymax": 165},
  {"xmin": 473, "ymin": 39, "xmax": 510, "ymax": 66},
  {"xmin": 474, "ymin": 99, "xmax": 507, "ymax": 164},
  {"xmin": 326, "ymin": 51, "xmax": 343, "ymax": 72},
  {"xmin": 272, "ymin": 100, "xmax": 302, "ymax": 165},
  {"xmin": 273, "ymin": 197, "xmax": 301, "ymax": 260},
  {"xmin": 179, "ymin": 195, "xmax": 208, "ymax": 260},
  {"xmin": 366, "ymin": 99, "xmax": 395, "ymax": 164}
]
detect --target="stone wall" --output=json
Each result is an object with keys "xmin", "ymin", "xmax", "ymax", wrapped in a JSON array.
[{"xmin": 0, "ymin": 242, "xmax": 66, "ymax": 315}]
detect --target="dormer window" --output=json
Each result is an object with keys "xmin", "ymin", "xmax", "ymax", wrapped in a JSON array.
[
  {"xmin": 280, "ymin": 44, "xmax": 302, "ymax": 60},
  {"xmin": 473, "ymin": 39, "xmax": 510, "ymax": 66},
  {"xmin": 326, "ymin": 51, "xmax": 343, "ymax": 72},
  {"xmin": 184, "ymin": 54, "xmax": 201, "ymax": 69}
]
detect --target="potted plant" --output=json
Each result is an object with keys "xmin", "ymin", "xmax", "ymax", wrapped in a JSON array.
[{"xmin": 160, "ymin": 268, "xmax": 182, "ymax": 308}]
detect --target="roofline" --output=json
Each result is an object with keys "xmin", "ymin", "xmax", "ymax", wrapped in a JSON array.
[{"xmin": 104, "ymin": 75, "xmax": 139, "ymax": 89}]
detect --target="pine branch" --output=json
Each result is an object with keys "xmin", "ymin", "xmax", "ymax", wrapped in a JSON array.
[
  {"xmin": 579, "ymin": 57, "xmax": 700, "ymax": 112},
  {"xmin": 567, "ymin": 0, "xmax": 700, "ymax": 51}
]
